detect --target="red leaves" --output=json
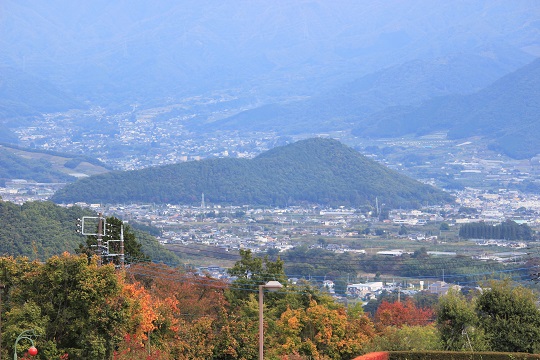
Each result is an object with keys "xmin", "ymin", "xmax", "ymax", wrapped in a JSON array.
[{"xmin": 374, "ymin": 299, "xmax": 434, "ymax": 328}]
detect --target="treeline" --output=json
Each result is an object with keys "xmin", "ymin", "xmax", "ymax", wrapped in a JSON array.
[
  {"xmin": 459, "ymin": 220, "xmax": 534, "ymax": 240},
  {"xmin": 52, "ymin": 138, "xmax": 453, "ymax": 208},
  {"xmin": 0, "ymin": 200, "xmax": 179, "ymax": 264},
  {"xmin": 2, "ymin": 251, "xmax": 540, "ymax": 359},
  {"xmin": 280, "ymin": 247, "xmax": 516, "ymax": 285}
]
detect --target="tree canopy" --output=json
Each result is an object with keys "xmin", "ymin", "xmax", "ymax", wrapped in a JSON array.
[{"xmin": 437, "ymin": 280, "xmax": 540, "ymax": 353}]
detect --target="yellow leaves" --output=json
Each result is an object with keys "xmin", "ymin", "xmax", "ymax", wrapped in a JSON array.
[
  {"xmin": 172, "ymin": 316, "xmax": 216, "ymax": 360},
  {"xmin": 287, "ymin": 314, "xmax": 301, "ymax": 329}
]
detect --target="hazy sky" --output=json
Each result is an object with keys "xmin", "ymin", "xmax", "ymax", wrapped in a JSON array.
[{"xmin": 1, "ymin": 0, "xmax": 539, "ymax": 103}]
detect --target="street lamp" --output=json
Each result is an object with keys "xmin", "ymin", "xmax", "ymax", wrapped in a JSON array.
[
  {"xmin": 259, "ymin": 280, "xmax": 283, "ymax": 360},
  {"xmin": 0, "ymin": 284, "xmax": 5, "ymax": 360},
  {"xmin": 13, "ymin": 329, "xmax": 38, "ymax": 360}
]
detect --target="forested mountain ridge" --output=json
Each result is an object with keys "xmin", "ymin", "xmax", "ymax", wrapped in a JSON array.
[
  {"xmin": 0, "ymin": 200, "xmax": 178, "ymax": 263},
  {"xmin": 353, "ymin": 57, "xmax": 540, "ymax": 159},
  {"xmin": 51, "ymin": 138, "xmax": 453, "ymax": 208},
  {"xmin": 0, "ymin": 200, "xmax": 87, "ymax": 259}
]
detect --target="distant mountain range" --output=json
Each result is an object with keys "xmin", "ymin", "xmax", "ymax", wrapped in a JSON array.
[
  {"xmin": 206, "ymin": 54, "xmax": 528, "ymax": 134},
  {"xmin": 209, "ymin": 56, "xmax": 540, "ymax": 159},
  {"xmin": 51, "ymin": 138, "xmax": 453, "ymax": 208},
  {"xmin": 353, "ymin": 57, "xmax": 540, "ymax": 159},
  {"xmin": 1, "ymin": 1, "xmax": 537, "ymax": 106},
  {"xmin": 1, "ymin": 0, "xmax": 539, "ymax": 166}
]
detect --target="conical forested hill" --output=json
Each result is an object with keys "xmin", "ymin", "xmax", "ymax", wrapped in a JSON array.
[{"xmin": 51, "ymin": 138, "xmax": 453, "ymax": 208}]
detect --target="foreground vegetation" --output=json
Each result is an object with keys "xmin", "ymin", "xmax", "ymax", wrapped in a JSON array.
[{"xmin": 2, "ymin": 250, "xmax": 540, "ymax": 360}]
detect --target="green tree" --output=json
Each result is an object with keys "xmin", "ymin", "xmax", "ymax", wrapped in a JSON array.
[
  {"xmin": 398, "ymin": 225, "xmax": 408, "ymax": 235},
  {"xmin": 412, "ymin": 247, "xmax": 429, "ymax": 259},
  {"xmin": 333, "ymin": 278, "xmax": 348, "ymax": 295},
  {"xmin": 106, "ymin": 217, "xmax": 149, "ymax": 263},
  {"xmin": 226, "ymin": 249, "xmax": 287, "ymax": 305},
  {"xmin": 476, "ymin": 281, "xmax": 540, "ymax": 353},
  {"xmin": 436, "ymin": 289, "xmax": 487, "ymax": 351},
  {"xmin": 3, "ymin": 253, "xmax": 130, "ymax": 359},
  {"xmin": 364, "ymin": 324, "xmax": 442, "ymax": 352}
]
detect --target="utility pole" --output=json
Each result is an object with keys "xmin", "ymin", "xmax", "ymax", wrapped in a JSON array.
[
  {"xmin": 78, "ymin": 214, "xmax": 124, "ymax": 268},
  {"xmin": 97, "ymin": 213, "xmax": 103, "ymax": 267},
  {"xmin": 120, "ymin": 224, "xmax": 125, "ymax": 268}
]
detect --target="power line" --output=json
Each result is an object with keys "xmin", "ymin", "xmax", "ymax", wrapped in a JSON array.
[{"xmin": 166, "ymin": 243, "xmax": 537, "ymax": 275}]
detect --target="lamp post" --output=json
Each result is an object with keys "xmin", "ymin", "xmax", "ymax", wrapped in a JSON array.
[
  {"xmin": 0, "ymin": 283, "xmax": 5, "ymax": 360},
  {"xmin": 13, "ymin": 330, "xmax": 38, "ymax": 360},
  {"xmin": 259, "ymin": 280, "xmax": 283, "ymax": 360}
]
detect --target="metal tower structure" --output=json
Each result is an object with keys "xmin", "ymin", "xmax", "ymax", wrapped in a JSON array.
[{"xmin": 77, "ymin": 213, "xmax": 124, "ymax": 268}]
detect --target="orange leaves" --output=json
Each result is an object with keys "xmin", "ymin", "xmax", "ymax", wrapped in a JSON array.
[
  {"xmin": 374, "ymin": 299, "xmax": 434, "ymax": 328},
  {"xmin": 117, "ymin": 263, "xmax": 231, "ymax": 358},
  {"xmin": 122, "ymin": 281, "xmax": 159, "ymax": 338},
  {"xmin": 273, "ymin": 300, "xmax": 375, "ymax": 359}
]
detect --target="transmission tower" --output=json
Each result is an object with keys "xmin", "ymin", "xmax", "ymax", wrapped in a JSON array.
[{"xmin": 76, "ymin": 213, "xmax": 124, "ymax": 268}]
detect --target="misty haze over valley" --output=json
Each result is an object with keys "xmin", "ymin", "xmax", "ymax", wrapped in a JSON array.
[{"xmin": 1, "ymin": 0, "xmax": 540, "ymax": 200}]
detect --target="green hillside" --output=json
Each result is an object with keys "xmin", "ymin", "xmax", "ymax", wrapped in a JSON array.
[
  {"xmin": 0, "ymin": 144, "xmax": 111, "ymax": 183},
  {"xmin": 0, "ymin": 200, "xmax": 179, "ymax": 264},
  {"xmin": 51, "ymin": 138, "xmax": 453, "ymax": 208},
  {"xmin": 353, "ymin": 57, "xmax": 540, "ymax": 159}
]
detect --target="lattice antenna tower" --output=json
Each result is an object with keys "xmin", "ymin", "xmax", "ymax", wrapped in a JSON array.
[{"xmin": 76, "ymin": 213, "xmax": 124, "ymax": 268}]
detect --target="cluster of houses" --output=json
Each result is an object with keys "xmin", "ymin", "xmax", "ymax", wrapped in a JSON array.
[
  {"xmin": 194, "ymin": 264, "xmax": 464, "ymax": 303},
  {"xmin": 338, "ymin": 280, "xmax": 462, "ymax": 301}
]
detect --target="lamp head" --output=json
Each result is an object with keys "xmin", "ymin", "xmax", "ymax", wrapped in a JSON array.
[
  {"xmin": 263, "ymin": 280, "xmax": 283, "ymax": 292},
  {"xmin": 28, "ymin": 346, "xmax": 38, "ymax": 356}
]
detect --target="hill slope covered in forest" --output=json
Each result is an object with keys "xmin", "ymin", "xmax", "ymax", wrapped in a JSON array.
[
  {"xmin": 0, "ymin": 200, "xmax": 178, "ymax": 263},
  {"xmin": 52, "ymin": 138, "xmax": 453, "ymax": 208}
]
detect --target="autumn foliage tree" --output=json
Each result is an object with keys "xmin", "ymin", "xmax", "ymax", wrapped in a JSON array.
[
  {"xmin": 121, "ymin": 263, "xmax": 228, "ymax": 359},
  {"xmin": 374, "ymin": 299, "xmax": 434, "ymax": 328},
  {"xmin": 1, "ymin": 253, "xmax": 129, "ymax": 359},
  {"xmin": 272, "ymin": 299, "xmax": 375, "ymax": 359}
]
